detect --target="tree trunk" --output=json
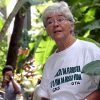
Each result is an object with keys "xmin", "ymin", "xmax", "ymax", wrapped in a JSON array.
[{"xmin": 6, "ymin": 10, "xmax": 25, "ymax": 69}]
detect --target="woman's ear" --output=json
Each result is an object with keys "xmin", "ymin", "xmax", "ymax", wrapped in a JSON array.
[{"xmin": 69, "ymin": 21, "xmax": 74, "ymax": 34}]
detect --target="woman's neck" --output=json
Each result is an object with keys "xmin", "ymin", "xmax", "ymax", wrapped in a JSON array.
[{"xmin": 56, "ymin": 36, "xmax": 76, "ymax": 52}]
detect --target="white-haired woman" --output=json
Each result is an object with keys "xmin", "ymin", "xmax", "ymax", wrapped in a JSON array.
[{"xmin": 38, "ymin": 1, "xmax": 100, "ymax": 100}]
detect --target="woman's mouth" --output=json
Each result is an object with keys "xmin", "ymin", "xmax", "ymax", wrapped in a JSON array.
[{"xmin": 54, "ymin": 30, "xmax": 62, "ymax": 34}]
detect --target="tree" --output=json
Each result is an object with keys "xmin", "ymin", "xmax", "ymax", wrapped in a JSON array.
[
  {"xmin": 6, "ymin": 9, "xmax": 26, "ymax": 69},
  {"xmin": 3, "ymin": 0, "xmax": 46, "ymax": 70}
]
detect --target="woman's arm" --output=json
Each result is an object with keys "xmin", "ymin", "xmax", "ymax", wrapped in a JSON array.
[{"xmin": 85, "ymin": 90, "xmax": 100, "ymax": 100}]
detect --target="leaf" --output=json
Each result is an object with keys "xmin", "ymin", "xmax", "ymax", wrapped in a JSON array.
[
  {"xmin": 83, "ymin": 8, "xmax": 96, "ymax": 22},
  {"xmin": 82, "ymin": 19, "xmax": 100, "ymax": 30},
  {"xmin": 34, "ymin": 36, "xmax": 56, "ymax": 65},
  {"xmin": 82, "ymin": 60, "xmax": 100, "ymax": 75}
]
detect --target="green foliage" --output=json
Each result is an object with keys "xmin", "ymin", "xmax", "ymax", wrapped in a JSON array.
[
  {"xmin": 0, "ymin": 40, "xmax": 8, "ymax": 79},
  {"xmin": 81, "ymin": 19, "xmax": 100, "ymax": 31},
  {"xmin": 21, "ymin": 30, "xmax": 31, "ymax": 49},
  {"xmin": 82, "ymin": 60, "xmax": 100, "ymax": 75},
  {"xmin": 17, "ymin": 54, "xmax": 26, "ymax": 72},
  {"xmin": 0, "ymin": 0, "xmax": 9, "ymax": 7},
  {"xmin": 17, "ymin": 2, "xmax": 55, "ymax": 68},
  {"xmin": 0, "ymin": 16, "xmax": 5, "ymax": 31},
  {"xmin": 65, "ymin": 0, "xmax": 100, "ymax": 42},
  {"xmin": 34, "ymin": 36, "xmax": 56, "ymax": 65},
  {"xmin": 83, "ymin": 8, "xmax": 96, "ymax": 22}
]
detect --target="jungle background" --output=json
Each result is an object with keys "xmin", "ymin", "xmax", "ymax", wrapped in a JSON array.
[{"xmin": 0, "ymin": 0, "xmax": 100, "ymax": 99}]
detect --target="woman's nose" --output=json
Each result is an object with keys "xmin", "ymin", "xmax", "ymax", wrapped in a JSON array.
[{"xmin": 54, "ymin": 20, "xmax": 59, "ymax": 26}]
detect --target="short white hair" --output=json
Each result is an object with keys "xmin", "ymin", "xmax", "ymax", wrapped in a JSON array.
[{"xmin": 42, "ymin": 1, "xmax": 74, "ymax": 27}]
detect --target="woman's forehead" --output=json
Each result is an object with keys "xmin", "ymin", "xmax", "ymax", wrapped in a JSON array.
[{"xmin": 46, "ymin": 12, "xmax": 64, "ymax": 18}]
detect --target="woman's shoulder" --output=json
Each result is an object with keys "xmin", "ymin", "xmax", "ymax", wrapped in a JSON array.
[{"xmin": 78, "ymin": 39, "xmax": 99, "ymax": 48}]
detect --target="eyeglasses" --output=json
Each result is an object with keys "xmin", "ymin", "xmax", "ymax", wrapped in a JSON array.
[{"xmin": 45, "ymin": 16, "xmax": 67, "ymax": 27}]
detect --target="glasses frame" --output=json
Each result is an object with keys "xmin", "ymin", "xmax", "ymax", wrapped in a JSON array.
[{"xmin": 45, "ymin": 16, "xmax": 68, "ymax": 27}]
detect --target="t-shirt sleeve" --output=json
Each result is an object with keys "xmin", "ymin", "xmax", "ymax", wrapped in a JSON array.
[
  {"xmin": 37, "ymin": 65, "xmax": 50, "ymax": 99},
  {"xmin": 38, "ymin": 77, "xmax": 50, "ymax": 99}
]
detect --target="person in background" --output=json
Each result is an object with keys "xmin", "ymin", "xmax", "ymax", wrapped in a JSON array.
[
  {"xmin": 37, "ymin": 1, "xmax": 100, "ymax": 100},
  {"xmin": 1, "ymin": 65, "xmax": 22, "ymax": 100}
]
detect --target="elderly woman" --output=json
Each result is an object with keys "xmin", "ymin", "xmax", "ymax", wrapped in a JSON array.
[{"xmin": 38, "ymin": 1, "xmax": 100, "ymax": 100}]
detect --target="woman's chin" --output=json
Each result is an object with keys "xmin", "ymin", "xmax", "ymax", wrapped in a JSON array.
[{"xmin": 53, "ymin": 35, "xmax": 64, "ymax": 41}]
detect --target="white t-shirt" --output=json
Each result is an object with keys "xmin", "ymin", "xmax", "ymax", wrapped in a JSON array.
[
  {"xmin": 38, "ymin": 39, "xmax": 100, "ymax": 100},
  {"xmin": 32, "ymin": 85, "xmax": 41, "ymax": 100}
]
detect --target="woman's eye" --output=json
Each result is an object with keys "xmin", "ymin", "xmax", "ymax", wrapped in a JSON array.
[
  {"xmin": 48, "ymin": 21, "xmax": 53, "ymax": 24},
  {"xmin": 58, "ymin": 18, "xmax": 64, "ymax": 22}
]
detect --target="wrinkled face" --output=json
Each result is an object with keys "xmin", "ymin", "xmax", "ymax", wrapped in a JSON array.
[{"xmin": 45, "ymin": 12, "xmax": 74, "ymax": 42}]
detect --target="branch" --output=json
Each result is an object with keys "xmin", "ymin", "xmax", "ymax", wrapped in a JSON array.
[{"xmin": 0, "ymin": 0, "xmax": 27, "ymax": 43}]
